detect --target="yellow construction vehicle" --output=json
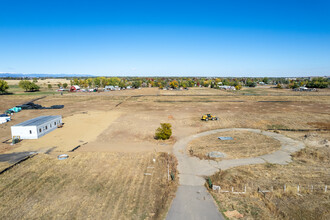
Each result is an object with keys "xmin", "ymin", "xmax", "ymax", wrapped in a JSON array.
[{"xmin": 201, "ymin": 114, "xmax": 218, "ymax": 121}]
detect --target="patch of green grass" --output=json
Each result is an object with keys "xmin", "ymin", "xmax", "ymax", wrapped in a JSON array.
[
  {"xmin": 210, "ymin": 193, "xmax": 230, "ymax": 220},
  {"xmin": 267, "ymin": 124, "xmax": 289, "ymax": 130},
  {"xmin": 13, "ymin": 91, "xmax": 56, "ymax": 96},
  {"xmin": 265, "ymin": 163, "xmax": 276, "ymax": 169},
  {"xmin": 250, "ymin": 205, "xmax": 261, "ymax": 218}
]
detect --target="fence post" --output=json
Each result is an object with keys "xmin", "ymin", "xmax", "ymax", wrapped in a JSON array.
[
  {"xmin": 325, "ymin": 185, "xmax": 327, "ymax": 193},
  {"xmin": 284, "ymin": 184, "xmax": 286, "ymax": 192},
  {"xmin": 297, "ymin": 185, "xmax": 300, "ymax": 193}
]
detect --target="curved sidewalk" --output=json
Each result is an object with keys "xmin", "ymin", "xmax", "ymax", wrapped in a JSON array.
[{"xmin": 166, "ymin": 128, "xmax": 305, "ymax": 219}]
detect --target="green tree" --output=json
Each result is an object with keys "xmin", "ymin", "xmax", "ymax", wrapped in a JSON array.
[
  {"xmin": 289, "ymin": 82, "xmax": 299, "ymax": 89},
  {"xmin": 0, "ymin": 79, "xmax": 9, "ymax": 94},
  {"xmin": 155, "ymin": 123, "xmax": 172, "ymax": 140},
  {"xmin": 48, "ymin": 84, "xmax": 52, "ymax": 89},
  {"xmin": 118, "ymin": 80, "xmax": 126, "ymax": 88},
  {"xmin": 19, "ymin": 80, "xmax": 31, "ymax": 91},
  {"xmin": 86, "ymin": 78, "xmax": 93, "ymax": 87},
  {"xmin": 132, "ymin": 80, "xmax": 141, "ymax": 88},
  {"xmin": 93, "ymin": 77, "xmax": 101, "ymax": 87},
  {"xmin": 245, "ymin": 80, "xmax": 257, "ymax": 87},
  {"xmin": 63, "ymin": 83, "xmax": 68, "ymax": 89},
  {"xmin": 72, "ymin": 78, "xmax": 79, "ymax": 85},
  {"xmin": 19, "ymin": 80, "xmax": 40, "ymax": 92},
  {"xmin": 57, "ymin": 82, "xmax": 62, "ymax": 88},
  {"xmin": 262, "ymin": 77, "xmax": 269, "ymax": 84}
]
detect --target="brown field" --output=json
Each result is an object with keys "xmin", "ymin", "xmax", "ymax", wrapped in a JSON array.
[
  {"xmin": 5, "ymin": 78, "xmax": 71, "ymax": 86},
  {"xmin": 0, "ymin": 152, "xmax": 178, "ymax": 219},
  {"xmin": 209, "ymin": 130, "xmax": 330, "ymax": 219},
  {"xmin": 188, "ymin": 130, "xmax": 281, "ymax": 160},
  {"xmin": 0, "ymin": 84, "xmax": 329, "ymax": 219}
]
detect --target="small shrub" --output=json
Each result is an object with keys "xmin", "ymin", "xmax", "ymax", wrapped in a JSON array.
[
  {"xmin": 276, "ymin": 83, "xmax": 282, "ymax": 89},
  {"xmin": 155, "ymin": 123, "xmax": 172, "ymax": 140}
]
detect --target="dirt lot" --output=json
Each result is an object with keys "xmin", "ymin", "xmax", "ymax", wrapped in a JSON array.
[
  {"xmin": 12, "ymin": 110, "xmax": 121, "ymax": 153},
  {"xmin": 0, "ymin": 85, "xmax": 329, "ymax": 219},
  {"xmin": 188, "ymin": 130, "xmax": 281, "ymax": 160}
]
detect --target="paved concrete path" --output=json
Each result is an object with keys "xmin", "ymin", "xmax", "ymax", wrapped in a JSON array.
[{"xmin": 166, "ymin": 128, "xmax": 305, "ymax": 220}]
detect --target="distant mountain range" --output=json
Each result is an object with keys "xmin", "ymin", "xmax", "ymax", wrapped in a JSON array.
[{"xmin": 0, "ymin": 73, "xmax": 94, "ymax": 78}]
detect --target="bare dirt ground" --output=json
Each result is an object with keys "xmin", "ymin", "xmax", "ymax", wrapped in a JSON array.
[
  {"xmin": 188, "ymin": 130, "xmax": 281, "ymax": 160},
  {"xmin": 12, "ymin": 110, "xmax": 121, "ymax": 153},
  {"xmin": 0, "ymin": 86, "xmax": 329, "ymax": 219}
]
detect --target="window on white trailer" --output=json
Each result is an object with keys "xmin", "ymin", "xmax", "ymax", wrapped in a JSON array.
[
  {"xmin": 29, "ymin": 130, "xmax": 32, "ymax": 134},
  {"xmin": 45, "ymin": 126, "xmax": 48, "ymax": 130},
  {"xmin": 54, "ymin": 122, "xmax": 57, "ymax": 125},
  {"xmin": 50, "ymin": 124, "xmax": 52, "ymax": 128},
  {"xmin": 39, "ymin": 128, "xmax": 42, "ymax": 133}
]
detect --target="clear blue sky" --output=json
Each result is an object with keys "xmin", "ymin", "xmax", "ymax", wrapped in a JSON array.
[{"xmin": 0, "ymin": 0, "xmax": 329, "ymax": 77}]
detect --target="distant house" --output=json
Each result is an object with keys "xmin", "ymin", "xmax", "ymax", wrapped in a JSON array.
[
  {"xmin": 70, "ymin": 85, "xmax": 80, "ymax": 92},
  {"xmin": 104, "ymin": 86, "xmax": 120, "ymax": 91},
  {"xmin": 293, "ymin": 87, "xmax": 316, "ymax": 92},
  {"xmin": 218, "ymin": 85, "xmax": 236, "ymax": 90},
  {"xmin": 11, "ymin": 115, "xmax": 62, "ymax": 139}
]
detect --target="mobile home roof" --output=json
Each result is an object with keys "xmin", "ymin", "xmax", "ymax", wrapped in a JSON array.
[{"xmin": 13, "ymin": 115, "xmax": 61, "ymax": 127}]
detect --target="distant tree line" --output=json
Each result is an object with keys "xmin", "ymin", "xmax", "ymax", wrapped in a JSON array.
[{"xmin": 0, "ymin": 76, "xmax": 328, "ymax": 94}]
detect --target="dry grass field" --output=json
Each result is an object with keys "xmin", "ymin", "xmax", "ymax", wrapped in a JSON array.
[
  {"xmin": 209, "ymin": 131, "xmax": 330, "ymax": 219},
  {"xmin": 188, "ymin": 130, "xmax": 281, "ymax": 160},
  {"xmin": 0, "ymin": 83, "xmax": 329, "ymax": 219},
  {"xmin": 0, "ymin": 152, "xmax": 178, "ymax": 219}
]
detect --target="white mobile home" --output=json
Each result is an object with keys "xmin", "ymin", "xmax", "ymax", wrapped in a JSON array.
[{"xmin": 11, "ymin": 115, "xmax": 62, "ymax": 139}]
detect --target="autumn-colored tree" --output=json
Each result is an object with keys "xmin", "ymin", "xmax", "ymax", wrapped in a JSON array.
[{"xmin": 169, "ymin": 80, "xmax": 179, "ymax": 89}]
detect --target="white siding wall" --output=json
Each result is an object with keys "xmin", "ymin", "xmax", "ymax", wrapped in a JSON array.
[
  {"xmin": 11, "ymin": 126, "xmax": 38, "ymax": 139},
  {"xmin": 11, "ymin": 116, "xmax": 62, "ymax": 140},
  {"xmin": 36, "ymin": 117, "xmax": 62, "ymax": 138}
]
